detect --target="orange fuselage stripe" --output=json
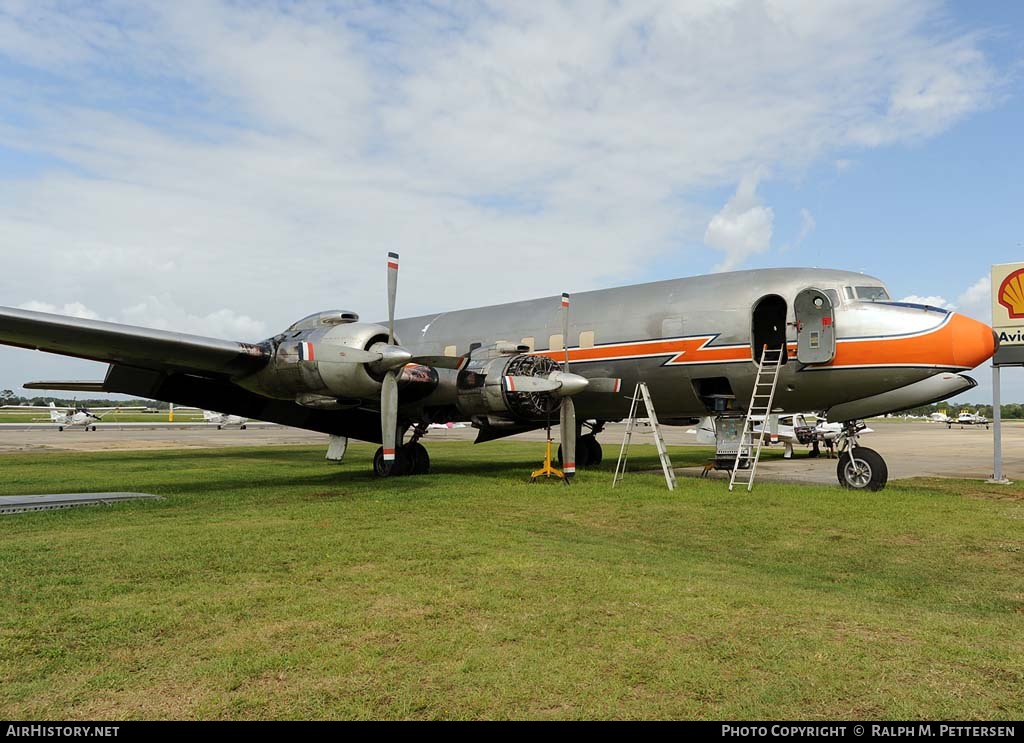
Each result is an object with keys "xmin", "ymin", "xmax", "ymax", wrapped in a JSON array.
[{"xmin": 533, "ymin": 318, "xmax": 967, "ymax": 370}]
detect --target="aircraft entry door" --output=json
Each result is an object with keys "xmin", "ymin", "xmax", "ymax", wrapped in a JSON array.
[{"xmin": 794, "ymin": 288, "xmax": 835, "ymax": 364}]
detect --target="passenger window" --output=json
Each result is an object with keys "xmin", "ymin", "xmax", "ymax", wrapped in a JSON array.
[
  {"xmin": 579, "ymin": 331, "xmax": 595, "ymax": 349},
  {"xmin": 520, "ymin": 337, "xmax": 535, "ymax": 351},
  {"xmin": 444, "ymin": 344, "xmax": 457, "ymax": 357},
  {"xmin": 549, "ymin": 334, "xmax": 564, "ymax": 351}
]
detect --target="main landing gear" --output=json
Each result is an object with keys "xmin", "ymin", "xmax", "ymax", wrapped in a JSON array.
[
  {"xmin": 556, "ymin": 422, "xmax": 605, "ymax": 469},
  {"xmin": 836, "ymin": 421, "xmax": 888, "ymax": 491},
  {"xmin": 373, "ymin": 423, "xmax": 430, "ymax": 477}
]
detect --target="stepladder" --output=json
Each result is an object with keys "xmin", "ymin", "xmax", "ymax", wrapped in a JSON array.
[
  {"xmin": 729, "ymin": 345, "xmax": 784, "ymax": 491},
  {"xmin": 613, "ymin": 382, "xmax": 677, "ymax": 491}
]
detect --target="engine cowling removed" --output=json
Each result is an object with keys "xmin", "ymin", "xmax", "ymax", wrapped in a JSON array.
[{"xmin": 456, "ymin": 351, "xmax": 560, "ymax": 421}]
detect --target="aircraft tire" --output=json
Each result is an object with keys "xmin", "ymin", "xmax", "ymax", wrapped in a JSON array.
[
  {"xmin": 372, "ymin": 446, "xmax": 399, "ymax": 477},
  {"xmin": 836, "ymin": 447, "xmax": 887, "ymax": 491},
  {"xmin": 808, "ymin": 444, "xmax": 820, "ymax": 459},
  {"xmin": 581, "ymin": 435, "xmax": 603, "ymax": 466},
  {"xmin": 557, "ymin": 440, "xmax": 592, "ymax": 470},
  {"xmin": 241, "ymin": 424, "xmax": 247, "ymax": 430},
  {"xmin": 58, "ymin": 426, "xmax": 64, "ymax": 432},
  {"xmin": 217, "ymin": 425, "xmax": 222, "ymax": 430},
  {"xmin": 372, "ymin": 445, "xmax": 418, "ymax": 477}
]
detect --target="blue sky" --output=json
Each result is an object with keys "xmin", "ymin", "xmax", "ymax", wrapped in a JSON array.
[{"xmin": 0, "ymin": 1, "xmax": 1022, "ymax": 403}]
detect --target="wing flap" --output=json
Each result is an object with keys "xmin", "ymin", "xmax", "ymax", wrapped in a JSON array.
[{"xmin": 0, "ymin": 306, "xmax": 269, "ymax": 377}]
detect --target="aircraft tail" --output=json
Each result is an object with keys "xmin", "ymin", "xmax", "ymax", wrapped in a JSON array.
[{"xmin": 48, "ymin": 402, "xmax": 62, "ymax": 421}]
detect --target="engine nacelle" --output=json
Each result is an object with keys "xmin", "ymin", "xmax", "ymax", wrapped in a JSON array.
[
  {"xmin": 456, "ymin": 349, "xmax": 560, "ymax": 421},
  {"xmin": 239, "ymin": 320, "xmax": 391, "ymax": 400}
]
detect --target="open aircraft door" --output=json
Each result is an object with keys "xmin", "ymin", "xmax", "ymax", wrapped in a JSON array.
[{"xmin": 794, "ymin": 288, "xmax": 835, "ymax": 364}]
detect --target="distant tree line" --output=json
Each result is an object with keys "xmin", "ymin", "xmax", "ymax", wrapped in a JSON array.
[{"xmin": 0, "ymin": 390, "xmax": 167, "ymax": 409}]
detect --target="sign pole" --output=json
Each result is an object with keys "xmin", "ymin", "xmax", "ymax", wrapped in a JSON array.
[{"xmin": 988, "ymin": 364, "xmax": 1009, "ymax": 484}]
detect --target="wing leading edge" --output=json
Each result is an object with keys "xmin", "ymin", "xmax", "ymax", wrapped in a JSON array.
[{"xmin": 0, "ymin": 306, "xmax": 269, "ymax": 377}]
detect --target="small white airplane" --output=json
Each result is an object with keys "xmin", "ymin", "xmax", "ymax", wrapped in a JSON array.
[
  {"xmin": 0, "ymin": 401, "xmax": 146, "ymax": 431},
  {"xmin": 953, "ymin": 412, "xmax": 990, "ymax": 429},
  {"xmin": 202, "ymin": 410, "xmax": 249, "ymax": 430},
  {"xmin": 691, "ymin": 414, "xmax": 873, "ymax": 459},
  {"xmin": 167, "ymin": 404, "xmax": 249, "ymax": 429}
]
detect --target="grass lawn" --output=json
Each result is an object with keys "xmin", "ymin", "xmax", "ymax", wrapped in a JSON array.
[{"xmin": 1, "ymin": 441, "xmax": 1021, "ymax": 720}]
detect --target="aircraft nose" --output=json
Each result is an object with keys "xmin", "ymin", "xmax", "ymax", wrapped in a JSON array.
[{"xmin": 950, "ymin": 313, "xmax": 997, "ymax": 369}]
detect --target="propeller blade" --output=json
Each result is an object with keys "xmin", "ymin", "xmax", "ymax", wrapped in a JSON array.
[
  {"xmin": 560, "ymin": 396, "xmax": 576, "ymax": 478},
  {"xmin": 503, "ymin": 375, "xmax": 561, "ymax": 393},
  {"xmin": 387, "ymin": 252, "xmax": 399, "ymax": 345},
  {"xmin": 380, "ymin": 369, "xmax": 399, "ymax": 467},
  {"xmin": 560, "ymin": 292, "xmax": 570, "ymax": 372},
  {"xmin": 318, "ymin": 344, "xmax": 383, "ymax": 364},
  {"xmin": 586, "ymin": 377, "xmax": 622, "ymax": 394}
]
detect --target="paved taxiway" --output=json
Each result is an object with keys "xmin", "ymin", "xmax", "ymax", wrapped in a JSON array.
[{"xmin": 0, "ymin": 420, "xmax": 1017, "ymax": 485}]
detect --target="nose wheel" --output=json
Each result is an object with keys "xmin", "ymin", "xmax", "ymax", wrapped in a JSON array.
[{"xmin": 836, "ymin": 422, "xmax": 888, "ymax": 490}]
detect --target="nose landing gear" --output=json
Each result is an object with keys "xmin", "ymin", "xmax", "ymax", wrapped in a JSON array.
[{"xmin": 836, "ymin": 421, "xmax": 888, "ymax": 491}]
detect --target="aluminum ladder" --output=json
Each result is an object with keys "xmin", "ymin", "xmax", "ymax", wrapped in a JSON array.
[
  {"xmin": 613, "ymin": 382, "xmax": 677, "ymax": 491},
  {"xmin": 729, "ymin": 346, "xmax": 784, "ymax": 492}
]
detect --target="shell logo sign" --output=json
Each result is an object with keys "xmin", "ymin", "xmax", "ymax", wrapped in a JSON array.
[
  {"xmin": 992, "ymin": 262, "xmax": 1024, "ymax": 364},
  {"xmin": 997, "ymin": 269, "xmax": 1024, "ymax": 319}
]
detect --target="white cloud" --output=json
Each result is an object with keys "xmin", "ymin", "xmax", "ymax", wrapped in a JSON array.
[
  {"xmin": 18, "ymin": 297, "xmax": 266, "ymax": 340},
  {"xmin": 899, "ymin": 295, "xmax": 956, "ymax": 310},
  {"xmin": 898, "ymin": 276, "xmax": 991, "ymax": 319},
  {"xmin": 120, "ymin": 297, "xmax": 267, "ymax": 339},
  {"xmin": 955, "ymin": 276, "xmax": 991, "ymax": 322},
  {"xmin": 705, "ymin": 171, "xmax": 774, "ymax": 271},
  {"xmin": 781, "ymin": 208, "xmax": 816, "ymax": 254},
  {"xmin": 17, "ymin": 301, "xmax": 101, "ymax": 320},
  {"xmin": 0, "ymin": 0, "xmax": 1003, "ymax": 387}
]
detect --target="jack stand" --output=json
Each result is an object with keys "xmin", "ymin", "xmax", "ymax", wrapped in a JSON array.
[{"xmin": 530, "ymin": 432, "xmax": 568, "ymax": 484}]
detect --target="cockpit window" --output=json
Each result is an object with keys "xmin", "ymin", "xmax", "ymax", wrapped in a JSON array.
[
  {"xmin": 855, "ymin": 286, "xmax": 890, "ymax": 301},
  {"xmin": 844, "ymin": 286, "xmax": 855, "ymax": 300}
]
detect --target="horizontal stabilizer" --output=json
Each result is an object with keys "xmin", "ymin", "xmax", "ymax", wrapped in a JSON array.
[{"xmin": 23, "ymin": 380, "xmax": 108, "ymax": 392}]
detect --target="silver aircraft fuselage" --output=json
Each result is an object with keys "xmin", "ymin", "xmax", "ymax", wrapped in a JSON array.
[{"xmin": 389, "ymin": 268, "xmax": 994, "ymax": 424}]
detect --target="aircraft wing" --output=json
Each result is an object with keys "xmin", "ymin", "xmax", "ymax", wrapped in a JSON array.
[{"xmin": 0, "ymin": 306, "xmax": 269, "ymax": 377}]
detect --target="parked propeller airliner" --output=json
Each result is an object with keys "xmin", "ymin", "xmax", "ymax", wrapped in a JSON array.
[{"xmin": 0, "ymin": 256, "xmax": 996, "ymax": 490}]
